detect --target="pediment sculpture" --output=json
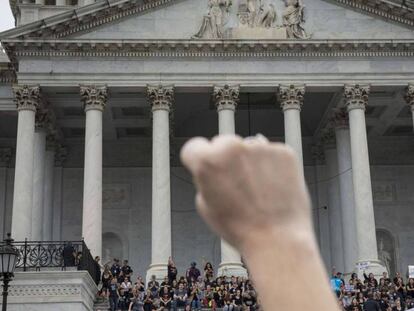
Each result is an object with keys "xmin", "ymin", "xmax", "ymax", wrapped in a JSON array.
[{"xmin": 193, "ymin": 0, "xmax": 311, "ymax": 40}]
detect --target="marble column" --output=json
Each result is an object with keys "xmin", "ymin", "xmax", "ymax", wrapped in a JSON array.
[
  {"xmin": 213, "ymin": 85, "xmax": 247, "ymax": 277},
  {"xmin": 12, "ymin": 85, "xmax": 40, "ymax": 241},
  {"xmin": 146, "ymin": 85, "xmax": 173, "ymax": 282},
  {"xmin": 279, "ymin": 84, "xmax": 305, "ymax": 176},
  {"xmin": 405, "ymin": 83, "xmax": 414, "ymax": 129},
  {"xmin": 0, "ymin": 148, "xmax": 12, "ymax": 240},
  {"xmin": 56, "ymin": 0, "xmax": 66, "ymax": 5},
  {"xmin": 52, "ymin": 146, "xmax": 66, "ymax": 241},
  {"xmin": 344, "ymin": 84, "xmax": 385, "ymax": 276},
  {"xmin": 321, "ymin": 129, "xmax": 345, "ymax": 273},
  {"xmin": 80, "ymin": 85, "xmax": 107, "ymax": 258},
  {"xmin": 31, "ymin": 106, "xmax": 49, "ymax": 241},
  {"xmin": 42, "ymin": 137, "xmax": 56, "ymax": 241},
  {"xmin": 332, "ymin": 109, "xmax": 358, "ymax": 275},
  {"xmin": 311, "ymin": 145, "xmax": 332, "ymax": 269}
]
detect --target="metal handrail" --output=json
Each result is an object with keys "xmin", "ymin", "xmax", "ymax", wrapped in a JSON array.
[{"xmin": 0, "ymin": 239, "xmax": 99, "ymax": 283}]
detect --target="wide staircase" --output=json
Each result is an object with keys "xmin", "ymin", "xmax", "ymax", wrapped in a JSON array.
[{"xmin": 93, "ymin": 297, "xmax": 109, "ymax": 311}]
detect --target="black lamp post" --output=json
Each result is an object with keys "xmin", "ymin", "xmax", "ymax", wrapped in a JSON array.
[{"xmin": 0, "ymin": 233, "xmax": 19, "ymax": 311}]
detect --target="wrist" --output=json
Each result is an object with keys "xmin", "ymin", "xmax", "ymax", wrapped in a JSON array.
[{"xmin": 240, "ymin": 223, "xmax": 316, "ymax": 259}]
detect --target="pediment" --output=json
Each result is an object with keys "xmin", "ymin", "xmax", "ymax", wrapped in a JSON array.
[
  {"xmin": 70, "ymin": 0, "xmax": 414, "ymax": 41},
  {"xmin": 0, "ymin": 0, "xmax": 413, "ymax": 42}
]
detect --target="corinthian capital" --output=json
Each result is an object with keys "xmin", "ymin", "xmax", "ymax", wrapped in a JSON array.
[
  {"xmin": 330, "ymin": 107, "xmax": 349, "ymax": 128},
  {"xmin": 405, "ymin": 83, "xmax": 414, "ymax": 110},
  {"xmin": 80, "ymin": 85, "xmax": 107, "ymax": 112},
  {"xmin": 12, "ymin": 85, "xmax": 40, "ymax": 112},
  {"xmin": 213, "ymin": 85, "xmax": 240, "ymax": 112},
  {"xmin": 147, "ymin": 85, "xmax": 174, "ymax": 112},
  {"xmin": 35, "ymin": 103, "xmax": 51, "ymax": 130},
  {"xmin": 278, "ymin": 84, "xmax": 305, "ymax": 111},
  {"xmin": 344, "ymin": 84, "xmax": 370, "ymax": 112}
]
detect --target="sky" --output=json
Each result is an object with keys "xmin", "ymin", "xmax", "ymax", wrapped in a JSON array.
[{"xmin": 0, "ymin": 0, "xmax": 15, "ymax": 32}]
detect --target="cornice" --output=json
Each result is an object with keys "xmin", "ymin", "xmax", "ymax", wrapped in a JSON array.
[
  {"xmin": 1, "ymin": 0, "xmax": 413, "ymax": 45},
  {"xmin": 3, "ymin": 39, "xmax": 414, "ymax": 59},
  {"xmin": 1, "ymin": 0, "xmax": 177, "ymax": 40},
  {"xmin": 326, "ymin": 0, "xmax": 414, "ymax": 28}
]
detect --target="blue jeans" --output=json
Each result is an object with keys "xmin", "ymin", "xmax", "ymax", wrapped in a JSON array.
[
  {"xmin": 109, "ymin": 296, "xmax": 119, "ymax": 311},
  {"xmin": 191, "ymin": 299, "xmax": 201, "ymax": 310}
]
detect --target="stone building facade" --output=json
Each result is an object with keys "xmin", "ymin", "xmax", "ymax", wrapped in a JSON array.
[{"xmin": 0, "ymin": 0, "xmax": 414, "ymax": 281}]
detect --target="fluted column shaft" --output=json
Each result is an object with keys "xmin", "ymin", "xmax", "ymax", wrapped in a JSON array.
[
  {"xmin": 345, "ymin": 85, "xmax": 383, "ymax": 275},
  {"xmin": 279, "ymin": 85, "xmax": 305, "ymax": 177},
  {"xmin": 322, "ymin": 131, "xmax": 345, "ymax": 273},
  {"xmin": 31, "ymin": 127, "xmax": 47, "ymax": 241},
  {"xmin": 0, "ymin": 149, "xmax": 11, "ymax": 240},
  {"xmin": 80, "ymin": 85, "xmax": 107, "ymax": 258},
  {"xmin": 213, "ymin": 85, "xmax": 247, "ymax": 277},
  {"xmin": 12, "ymin": 85, "xmax": 40, "ymax": 240},
  {"xmin": 333, "ymin": 110, "xmax": 358, "ymax": 275},
  {"xmin": 146, "ymin": 85, "xmax": 173, "ymax": 282},
  {"xmin": 42, "ymin": 143, "xmax": 56, "ymax": 241}
]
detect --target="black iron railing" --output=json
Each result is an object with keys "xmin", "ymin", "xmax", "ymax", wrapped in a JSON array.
[{"xmin": 0, "ymin": 240, "xmax": 99, "ymax": 283}]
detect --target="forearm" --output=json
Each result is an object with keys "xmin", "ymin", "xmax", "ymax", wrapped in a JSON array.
[{"xmin": 241, "ymin": 228, "xmax": 340, "ymax": 311}]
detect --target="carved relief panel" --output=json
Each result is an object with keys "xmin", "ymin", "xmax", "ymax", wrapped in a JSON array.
[{"xmin": 194, "ymin": 0, "xmax": 310, "ymax": 39}]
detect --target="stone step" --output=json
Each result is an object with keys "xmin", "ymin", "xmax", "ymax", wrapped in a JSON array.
[{"xmin": 93, "ymin": 302, "xmax": 109, "ymax": 311}]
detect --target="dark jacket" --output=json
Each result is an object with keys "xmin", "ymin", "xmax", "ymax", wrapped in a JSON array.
[{"xmin": 363, "ymin": 299, "xmax": 381, "ymax": 311}]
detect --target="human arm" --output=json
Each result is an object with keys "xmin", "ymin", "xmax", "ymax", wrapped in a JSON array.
[{"xmin": 180, "ymin": 135, "xmax": 341, "ymax": 311}]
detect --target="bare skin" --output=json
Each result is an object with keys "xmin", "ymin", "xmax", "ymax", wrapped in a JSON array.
[{"xmin": 180, "ymin": 135, "xmax": 340, "ymax": 311}]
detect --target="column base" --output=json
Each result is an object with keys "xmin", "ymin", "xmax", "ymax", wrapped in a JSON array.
[
  {"xmin": 217, "ymin": 262, "xmax": 248, "ymax": 278},
  {"xmin": 146, "ymin": 263, "xmax": 168, "ymax": 284},
  {"xmin": 355, "ymin": 260, "xmax": 387, "ymax": 280}
]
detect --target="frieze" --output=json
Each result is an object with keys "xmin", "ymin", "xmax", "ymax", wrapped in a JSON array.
[{"xmin": 3, "ymin": 39, "xmax": 414, "ymax": 59}]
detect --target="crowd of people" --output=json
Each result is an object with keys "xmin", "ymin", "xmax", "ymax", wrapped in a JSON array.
[
  {"xmin": 330, "ymin": 270, "xmax": 414, "ymax": 311},
  {"xmin": 96, "ymin": 257, "xmax": 259, "ymax": 311}
]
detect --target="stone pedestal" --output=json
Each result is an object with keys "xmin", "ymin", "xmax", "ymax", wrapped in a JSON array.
[
  {"xmin": 0, "ymin": 271, "xmax": 97, "ymax": 311},
  {"xmin": 345, "ymin": 85, "xmax": 385, "ymax": 278},
  {"xmin": 214, "ymin": 85, "xmax": 247, "ymax": 278},
  {"xmin": 146, "ymin": 85, "xmax": 173, "ymax": 283},
  {"xmin": 228, "ymin": 27, "xmax": 287, "ymax": 39},
  {"xmin": 11, "ymin": 85, "xmax": 40, "ymax": 241},
  {"xmin": 80, "ymin": 85, "xmax": 107, "ymax": 259}
]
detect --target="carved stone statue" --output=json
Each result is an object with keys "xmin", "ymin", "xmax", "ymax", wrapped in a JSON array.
[
  {"xmin": 282, "ymin": 0, "xmax": 310, "ymax": 39},
  {"xmin": 378, "ymin": 238, "xmax": 392, "ymax": 275},
  {"xmin": 258, "ymin": 4, "xmax": 277, "ymax": 28},
  {"xmin": 193, "ymin": 0, "xmax": 232, "ymax": 39}
]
